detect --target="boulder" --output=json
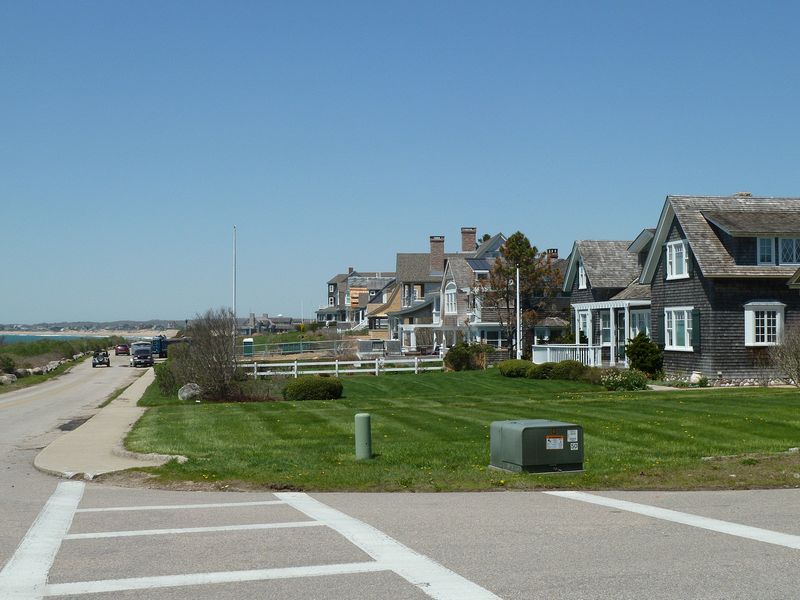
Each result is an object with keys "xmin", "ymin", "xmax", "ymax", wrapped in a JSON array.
[
  {"xmin": 46, "ymin": 361, "xmax": 60, "ymax": 373},
  {"xmin": 0, "ymin": 374, "xmax": 17, "ymax": 385},
  {"xmin": 178, "ymin": 383, "xmax": 202, "ymax": 402},
  {"xmin": 31, "ymin": 367, "xmax": 44, "ymax": 376},
  {"xmin": 689, "ymin": 371, "xmax": 704, "ymax": 384},
  {"xmin": 14, "ymin": 369, "xmax": 28, "ymax": 378}
]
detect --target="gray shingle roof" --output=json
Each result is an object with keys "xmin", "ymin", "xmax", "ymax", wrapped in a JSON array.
[
  {"xmin": 327, "ymin": 273, "xmax": 348, "ymax": 285},
  {"xmin": 702, "ymin": 210, "xmax": 800, "ymax": 237},
  {"xmin": 577, "ymin": 240, "xmax": 639, "ymax": 288},
  {"xmin": 670, "ymin": 196, "xmax": 800, "ymax": 278},
  {"xmin": 445, "ymin": 257, "xmax": 476, "ymax": 290},
  {"xmin": 611, "ymin": 280, "xmax": 651, "ymax": 301},
  {"xmin": 396, "ymin": 253, "xmax": 461, "ymax": 284}
]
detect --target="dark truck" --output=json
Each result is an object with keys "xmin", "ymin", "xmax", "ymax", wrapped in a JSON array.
[
  {"xmin": 150, "ymin": 335, "xmax": 168, "ymax": 358},
  {"xmin": 130, "ymin": 342, "xmax": 154, "ymax": 368}
]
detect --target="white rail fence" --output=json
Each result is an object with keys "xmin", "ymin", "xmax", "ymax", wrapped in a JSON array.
[
  {"xmin": 531, "ymin": 344, "xmax": 602, "ymax": 366},
  {"xmin": 243, "ymin": 356, "xmax": 444, "ymax": 378}
]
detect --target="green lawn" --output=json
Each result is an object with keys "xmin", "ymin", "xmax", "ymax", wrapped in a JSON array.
[{"xmin": 127, "ymin": 370, "xmax": 800, "ymax": 491}]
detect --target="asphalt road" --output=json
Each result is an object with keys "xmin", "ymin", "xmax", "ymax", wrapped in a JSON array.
[{"xmin": 2, "ymin": 358, "xmax": 800, "ymax": 599}]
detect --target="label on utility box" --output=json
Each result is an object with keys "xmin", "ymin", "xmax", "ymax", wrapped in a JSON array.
[
  {"xmin": 570, "ymin": 442, "xmax": 579, "ymax": 451},
  {"xmin": 567, "ymin": 429, "xmax": 578, "ymax": 443},
  {"xmin": 545, "ymin": 435, "xmax": 564, "ymax": 450}
]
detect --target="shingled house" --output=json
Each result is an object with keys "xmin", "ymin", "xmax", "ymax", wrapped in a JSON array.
[
  {"xmin": 554, "ymin": 235, "xmax": 652, "ymax": 366},
  {"xmin": 316, "ymin": 268, "xmax": 395, "ymax": 328},
  {"xmin": 640, "ymin": 194, "xmax": 800, "ymax": 382},
  {"xmin": 388, "ymin": 228, "xmax": 505, "ymax": 351}
]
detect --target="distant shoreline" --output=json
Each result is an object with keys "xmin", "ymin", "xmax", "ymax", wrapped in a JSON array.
[{"xmin": 0, "ymin": 329, "xmax": 179, "ymax": 339}]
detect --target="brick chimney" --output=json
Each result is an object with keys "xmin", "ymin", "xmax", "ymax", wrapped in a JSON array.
[
  {"xmin": 461, "ymin": 227, "xmax": 477, "ymax": 252},
  {"xmin": 429, "ymin": 235, "xmax": 445, "ymax": 274},
  {"xmin": 348, "ymin": 266, "xmax": 354, "ymax": 274},
  {"xmin": 546, "ymin": 248, "xmax": 559, "ymax": 259}
]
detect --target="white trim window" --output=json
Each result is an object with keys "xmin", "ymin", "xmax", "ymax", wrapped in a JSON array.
[
  {"xmin": 744, "ymin": 301, "xmax": 784, "ymax": 346},
  {"xmin": 328, "ymin": 297, "xmax": 334, "ymax": 306},
  {"xmin": 600, "ymin": 311, "xmax": 611, "ymax": 345},
  {"xmin": 328, "ymin": 284, "xmax": 335, "ymax": 293},
  {"xmin": 444, "ymin": 282, "xmax": 457, "ymax": 315},
  {"xmin": 665, "ymin": 240, "xmax": 689, "ymax": 280},
  {"xmin": 758, "ymin": 237, "xmax": 775, "ymax": 265},
  {"xmin": 779, "ymin": 238, "xmax": 800, "ymax": 265},
  {"xmin": 577, "ymin": 310, "xmax": 589, "ymax": 340},
  {"xmin": 664, "ymin": 306, "xmax": 693, "ymax": 351},
  {"xmin": 578, "ymin": 259, "xmax": 587, "ymax": 289},
  {"xmin": 630, "ymin": 309, "xmax": 650, "ymax": 337}
]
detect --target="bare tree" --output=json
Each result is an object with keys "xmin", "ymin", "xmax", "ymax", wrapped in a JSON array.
[
  {"xmin": 173, "ymin": 307, "xmax": 240, "ymax": 400},
  {"xmin": 769, "ymin": 325, "xmax": 800, "ymax": 387}
]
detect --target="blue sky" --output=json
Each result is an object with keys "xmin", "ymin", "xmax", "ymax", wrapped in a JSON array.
[{"xmin": 3, "ymin": 1, "xmax": 800, "ymax": 323}]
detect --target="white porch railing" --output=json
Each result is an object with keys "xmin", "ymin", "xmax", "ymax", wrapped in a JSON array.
[
  {"xmin": 531, "ymin": 344, "xmax": 602, "ymax": 366},
  {"xmin": 243, "ymin": 356, "xmax": 444, "ymax": 378}
]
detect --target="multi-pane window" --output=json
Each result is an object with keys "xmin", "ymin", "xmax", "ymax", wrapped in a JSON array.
[
  {"xmin": 600, "ymin": 312, "xmax": 611, "ymax": 344},
  {"xmin": 758, "ymin": 238, "xmax": 775, "ymax": 265},
  {"xmin": 328, "ymin": 284, "xmax": 335, "ymax": 293},
  {"xmin": 444, "ymin": 283, "xmax": 457, "ymax": 314},
  {"xmin": 578, "ymin": 260, "xmax": 587, "ymax": 289},
  {"xmin": 744, "ymin": 301, "xmax": 784, "ymax": 346},
  {"xmin": 664, "ymin": 307, "xmax": 693, "ymax": 351},
  {"xmin": 666, "ymin": 240, "xmax": 689, "ymax": 279},
  {"xmin": 780, "ymin": 238, "xmax": 800, "ymax": 264},
  {"xmin": 328, "ymin": 297, "xmax": 334, "ymax": 306}
]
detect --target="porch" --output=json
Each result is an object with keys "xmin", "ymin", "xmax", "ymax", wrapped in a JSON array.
[{"xmin": 532, "ymin": 299, "xmax": 650, "ymax": 367}]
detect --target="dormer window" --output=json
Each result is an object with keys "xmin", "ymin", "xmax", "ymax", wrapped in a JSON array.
[
  {"xmin": 758, "ymin": 238, "xmax": 775, "ymax": 265},
  {"xmin": 578, "ymin": 259, "xmax": 587, "ymax": 289},
  {"xmin": 666, "ymin": 240, "xmax": 689, "ymax": 280},
  {"xmin": 780, "ymin": 238, "xmax": 800, "ymax": 264}
]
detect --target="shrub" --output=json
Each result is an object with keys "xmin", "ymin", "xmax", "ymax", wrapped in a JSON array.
[
  {"xmin": 625, "ymin": 333, "xmax": 663, "ymax": 378},
  {"xmin": 282, "ymin": 376, "xmax": 344, "ymax": 401},
  {"xmin": 154, "ymin": 362, "xmax": 179, "ymax": 395},
  {"xmin": 444, "ymin": 342, "xmax": 492, "ymax": 371},
  {"xmin": 498, "ymin": 359, "xmax": 532, "ymax": 378},
  {"xmin": 0, "ymin": 355, "xmax": 15, "ymax": 374},
  {"xmin": 527, "ymin": 362, "xmax": 554, "ymax": 379},
  {"xmin": 580, "ymin": 366, "xmax": 604, "ymax": 386},
  {"xmin": 600, "ymin": 368, "xmax": 649, "ymax": 391},
  {"xmin": 550, "ymin": 360, "xmax": 587, "ymax": 381}
]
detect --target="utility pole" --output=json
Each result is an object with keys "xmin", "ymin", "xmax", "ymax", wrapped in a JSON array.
[{"xmin": 233, "ymin": 225, "xmax": 237, "ymax": 359}]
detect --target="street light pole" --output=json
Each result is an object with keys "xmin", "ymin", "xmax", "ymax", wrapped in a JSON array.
[{"xmin": 516, "ymin": 266, "xmax": 522, "ymax": 360}]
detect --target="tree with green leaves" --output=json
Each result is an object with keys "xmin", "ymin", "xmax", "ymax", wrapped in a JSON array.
[{"xmin": 480, "ymin": 232, "xmax": 562, "ymax": 358}]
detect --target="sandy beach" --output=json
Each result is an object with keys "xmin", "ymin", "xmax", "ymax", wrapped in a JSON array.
[{"xmin": 0, "ymin": 329, "xmax": 180, "ymax": 339}]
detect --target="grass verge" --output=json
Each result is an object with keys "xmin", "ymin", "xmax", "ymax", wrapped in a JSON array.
[
  {"xmin": 0, "ymin": 356, "xmax": 87, "ymax": 395},
  {"xmin": 126, "ymin": 369, "xmax": 800, "ymax": 492}
]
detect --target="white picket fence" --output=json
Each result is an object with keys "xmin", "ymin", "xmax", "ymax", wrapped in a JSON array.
[{"xmin": 243, "ymin": 356, "xmax": 444, "ymax": 378}]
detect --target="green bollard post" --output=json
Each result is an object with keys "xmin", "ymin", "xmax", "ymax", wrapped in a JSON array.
[{"xmin": 355, "ymin": 413, "xmax": 372, "ymax": 460}]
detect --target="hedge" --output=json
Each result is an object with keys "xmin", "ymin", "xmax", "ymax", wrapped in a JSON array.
[{"xmin": 282, "ymin": 376, "xmax": 344, "ymax": 401}]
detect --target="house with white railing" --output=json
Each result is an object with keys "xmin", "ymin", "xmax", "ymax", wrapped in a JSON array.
[{"xmin": 532, "ymin": 231, "xmax": 653, "ymax": 367}]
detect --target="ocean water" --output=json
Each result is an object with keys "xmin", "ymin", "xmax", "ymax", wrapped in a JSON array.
[{"xmin": 0, "ymin": 334, "xmax": 105, "ymax": 345}]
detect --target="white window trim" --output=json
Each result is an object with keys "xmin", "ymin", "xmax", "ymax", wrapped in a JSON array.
[
  {"xmin": 328, "ymin": 284, "xmax": 335, "ymax": 293},
  {"xmin": 779, "ymin": 238, "xmax": 800, "ymax": 265},
  {"xmin": 328, "ymin": 297, "xmax": 334, "ymax": 306},
  {"xmin": 600, "ymin": 311, "xmax": 611, "ymax": 346},
  {"xmin": 664, "ymin": 306, "xmax": 694, "ymax": 352},
  {"xmin": 757, "ymin": 237, "xmax": 775, "ymax": 266},
  {"xmin": 666, "ymin": 240, "xmax": 690, "ymax": 280},
  {"xmin": 744, "ymin": 301, "xmax": 785, "ymax": 347},
  {"xmin": 578, "ymin": 260, "xmax": 587, "ymax": 289},
  {"xmin": 444, "ymin": 282, "xmax": 457, "ymax": 315}
]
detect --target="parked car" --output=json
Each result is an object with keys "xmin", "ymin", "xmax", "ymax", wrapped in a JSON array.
[
  {"xmin": 92, "ymin": 351, "xmax": 110, "ymax": 368},
  {"xmin": 115, "ymin": 344, "xmax": 130, "ymax": 356},
  {"xmin": 130, "ymin": 347, "xmax": 154, "ymax": 368}
]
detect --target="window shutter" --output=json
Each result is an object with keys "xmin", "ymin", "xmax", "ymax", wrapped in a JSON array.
[
  {"xmin": 686, "ymin": 246, "xmax": 694, "ymax": 277},
  {"xmin": 691, "ymin": 309, "xmax": 701, "ymax": 352},
  {"xmin": 655, "ymin": 309, "xmax": 665, "ymax": 346},
  {"xmin": 662, "ymin": 244, "xmax": 668, "ymax": 281}
]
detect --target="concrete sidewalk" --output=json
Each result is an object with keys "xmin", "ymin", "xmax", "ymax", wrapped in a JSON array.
[{"xmin": 35, "ymin": 369, "xmax": 181, "ymax": 480}]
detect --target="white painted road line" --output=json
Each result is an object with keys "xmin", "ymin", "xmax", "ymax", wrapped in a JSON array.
[
  {"xmin": 43, "ymin": 561, "xmax": 387, "ymax": 596},
  {"xmin": 64, "ymin": 520, "xmax": 325, "ymax": 540},
  {"xmin": 276, "ymin": 492, "xmax": 502, "ymax": 600},
  {"xmin": 546, "ymin": 490, "xmax": 800, "ymax": 550},
  {"xmin": 76, "ymin": 500, "xmax": 285, "ymax": 512},
  {"xmin": 0, "ymin": 481, "xmax": 85, "ymax": 600}
]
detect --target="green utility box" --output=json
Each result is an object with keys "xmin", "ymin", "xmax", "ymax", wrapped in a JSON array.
[
  {"xmin": 243, "ymin": 338, "xmax": 254, "ymax": 358},
  {"xmin": 490, "ymin": 419, "xmax": 583, "ymax": 473}
]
